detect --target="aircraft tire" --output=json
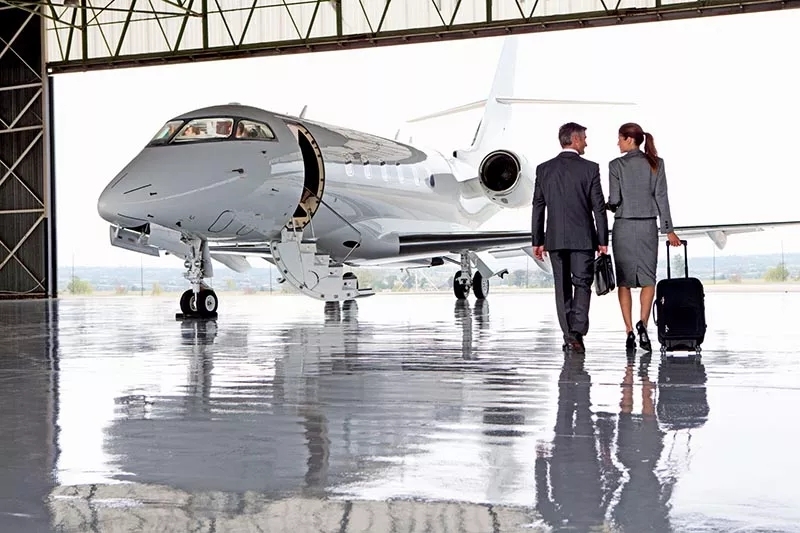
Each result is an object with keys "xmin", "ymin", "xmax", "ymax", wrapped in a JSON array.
[
  {"xmin": 473, "ymin": 271, "xmax": 489, "ymax": 300},
  {"xmin": 179, "ymin": 289, "xmax": 193, "ymax": 314},
  {"xmin": 197, "ymin": 289, "xmax": 218, "ymax": 318},
  {"xmin": 453, "ymin": 270, "xmax": 470, "ymax": 300}
]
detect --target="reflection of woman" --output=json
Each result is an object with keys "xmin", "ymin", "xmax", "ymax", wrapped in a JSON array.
[
  {"xmin": 611, "ymin": 356, "xmax": 671, "ymax": 532},
  {"xmin": 607, "ymin": 123, "xmax": 682, "ymax": 351}
]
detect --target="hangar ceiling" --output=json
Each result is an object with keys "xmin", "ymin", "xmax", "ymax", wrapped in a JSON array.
[{"xmin": 2, "ymin": 0, "xmax": 798, "ymax": 73}]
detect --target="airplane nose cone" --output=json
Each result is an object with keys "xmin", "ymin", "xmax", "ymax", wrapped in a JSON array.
[{"xmin": 97, "ymin": 188, "xmax": 117, "ymax": 224}]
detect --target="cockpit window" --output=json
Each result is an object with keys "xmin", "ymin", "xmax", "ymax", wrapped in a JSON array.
[
  {"xmin": 173, "ymin": 118, "xmax": 234, "ymax": 142},
  {"xmin": 234, "ymin": 120, "xmax": 275, "ymax": 140},
  {"xmin": 148, "ymin": 120, "xmax": 184, "ymax": 145},
  {"xmin": 147, "ymin": 117, "xmax": 277, "ymax": 147}
]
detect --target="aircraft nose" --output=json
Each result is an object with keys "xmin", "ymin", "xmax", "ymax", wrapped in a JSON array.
[
  {"xmin": 97, "ymin": 171, "xmax": 142, "ymax": 227},
  {"xmin": 97, "ymin": 188, "xmax": 117, "ymax": 224}
]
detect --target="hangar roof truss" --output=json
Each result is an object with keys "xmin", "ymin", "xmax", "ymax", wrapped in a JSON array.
[{"xmin": 2, "ymin": 0, "xmax": 798, "ymax": 73}]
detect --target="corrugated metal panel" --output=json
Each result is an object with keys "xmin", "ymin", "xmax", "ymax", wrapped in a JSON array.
[{"xmin": 0, "ymin": 8, "xmax": 51, "ymax": 298}]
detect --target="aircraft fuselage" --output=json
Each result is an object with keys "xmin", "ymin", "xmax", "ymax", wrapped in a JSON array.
[{"xmin": 98, "ymin": 104, "xmax": 503, "ymax": 265}]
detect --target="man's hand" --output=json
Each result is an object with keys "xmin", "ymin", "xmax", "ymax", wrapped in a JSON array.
[
  {"xmin": 533, "ymin": 245, "xmax": 546, "ymax": 261},
  {"xmin": 597, "ymin": 245, "xmax": 608, "ymax": 255},
  {"xmin": 667, "ymin": 232, "xmax": 681, "ymax": 246}
]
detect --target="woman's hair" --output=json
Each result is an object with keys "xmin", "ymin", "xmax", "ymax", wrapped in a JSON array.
[{"xmin": 619, "ymin": 122, "xmax": 659, "ymax": 171}]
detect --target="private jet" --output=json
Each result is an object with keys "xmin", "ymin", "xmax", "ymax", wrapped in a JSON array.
[{"xmin": 97, "ymin": 36, "xmax": 800, "ymax": 319}]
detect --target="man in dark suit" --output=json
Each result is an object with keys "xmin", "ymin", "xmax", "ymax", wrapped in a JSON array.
[{"xmin": 532, "ymin": 122, "xmax": 609, "ymax": 353}]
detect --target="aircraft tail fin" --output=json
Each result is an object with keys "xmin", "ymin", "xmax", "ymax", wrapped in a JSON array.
[
  {"xmin": 452, "ymin": 35, "xmax": 519, "ymax": 169},
  {"xmin": 404, "ymin": 35, "xmax": 634, "ymax": 168}
]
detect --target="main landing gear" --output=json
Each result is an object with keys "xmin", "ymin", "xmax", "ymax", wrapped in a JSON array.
[
  {"xmin": 176, "ymin": 238, "xmax": 218, "ymax": 320},
  {"xmin": 452, "ymin": 251, "xmax": 507, "ymax": 301}
]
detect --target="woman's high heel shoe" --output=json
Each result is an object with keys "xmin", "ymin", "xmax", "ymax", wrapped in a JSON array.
[
  {"xmin": 626, "ymin": 331, "xmax": 636, "ymax": 350},
  {"xmin": 636, "ymin": 320, "xmax": 652, "ymax": 352}
]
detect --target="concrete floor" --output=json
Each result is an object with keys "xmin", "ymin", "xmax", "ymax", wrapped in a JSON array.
[{"xmin": 1, "ymin": 288, "xmax": 799, "ymax": 532}]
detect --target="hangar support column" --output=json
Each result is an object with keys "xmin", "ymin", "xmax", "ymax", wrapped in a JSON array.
[{"xmin": 0, "ymin": 6, "xmax": 55, "ymax": 299}]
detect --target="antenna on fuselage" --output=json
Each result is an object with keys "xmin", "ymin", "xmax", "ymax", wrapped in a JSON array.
[{"xmin": 299, "ymin": 105, "xmax": 308, "ymax": 118}]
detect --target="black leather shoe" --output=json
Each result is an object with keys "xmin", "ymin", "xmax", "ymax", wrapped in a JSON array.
[
  {"xmin": 636, "ymin": 321, "xmax": 652, "ymax": 352},
  {"xmin": 568, "ymin": 333, "xmax": 585, "ymax": 354},
  {"xmin": 626, "ymin": 331, "xmax": 636, "ymax": 350}
]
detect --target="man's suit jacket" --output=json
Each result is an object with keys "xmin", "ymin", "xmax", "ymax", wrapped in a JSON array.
[
  {"xmin": 531, "ymin": 151, "xmax": 609, "ymax": 251},
  {"xmin": 607, "ymin": 148, "xmax": 674, "ymax": 234}
]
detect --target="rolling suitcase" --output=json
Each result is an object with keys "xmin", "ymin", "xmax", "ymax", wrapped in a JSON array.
[{"xmin": 652, "ymin": 240, "xmax": 707, "ymax": 355}]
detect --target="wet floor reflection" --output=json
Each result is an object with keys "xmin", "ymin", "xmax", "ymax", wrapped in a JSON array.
[
  {"xmin": 535, "ymin": 352, "xmax": 711, "ymax": 532},
  {"xmin": 0, "ymin": 291, "xmax": 799, "ymax": 531},
  {"xmin": 0, "ymin": 300, "xmax": 58, "ymax": 533}
]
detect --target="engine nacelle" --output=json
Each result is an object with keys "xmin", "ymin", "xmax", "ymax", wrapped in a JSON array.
[{"xmin": 477, "ymin": 149, "xmax": 534, "ymax": 209}]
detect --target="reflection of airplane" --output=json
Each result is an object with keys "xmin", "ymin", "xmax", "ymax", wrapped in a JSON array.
[
  {"xmin": 60, "ymin": 301, "xmax": 547, "ymax": 529},
  {"xmin": 96, "ymin": 34, "xmax": 800, "ymax": 318}
]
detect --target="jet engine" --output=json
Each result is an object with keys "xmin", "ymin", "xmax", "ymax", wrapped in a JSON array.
[{"xmin": 477, "ymin": 149, "xmax": 534, "ymax": 209}]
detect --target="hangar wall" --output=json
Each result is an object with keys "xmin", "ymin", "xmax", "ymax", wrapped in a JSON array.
[{"xmin": 0, "ymin": 7, "xmax": 55, "ymax": 298}]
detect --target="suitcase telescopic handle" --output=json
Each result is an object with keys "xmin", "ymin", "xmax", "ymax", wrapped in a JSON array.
[{"xmin": 666, "ymin": 239, "xmax": 689, "ymax": 278}]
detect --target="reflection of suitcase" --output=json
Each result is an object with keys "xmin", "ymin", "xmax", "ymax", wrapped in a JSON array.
[{"xmin": 652, "ymin": 240, "xmax": 707, "ymax": 355}]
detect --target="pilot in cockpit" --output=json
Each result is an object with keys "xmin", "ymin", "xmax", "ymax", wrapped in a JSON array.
[
  {"xmin": 216, "ymin": 121, "xmax": 232, "ymax": 137},
  {"xmin": 235, "ymin": 121, "xmax": 261, "ymax": 139}
]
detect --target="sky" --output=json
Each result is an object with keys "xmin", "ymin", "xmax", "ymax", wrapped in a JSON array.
[{"xmin": 52, "ymin": 10, "xmax": 800, "ymax": 268}]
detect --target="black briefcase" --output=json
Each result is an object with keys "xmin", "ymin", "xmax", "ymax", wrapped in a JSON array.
[{"xmin": 594, "ymin": 253, "xmax": 616, "ymax": 296}]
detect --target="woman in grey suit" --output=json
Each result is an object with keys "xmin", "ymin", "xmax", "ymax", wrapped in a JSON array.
[{"xmin": 607, "ymin": 123, "xmax": 681, "ymax": 351}]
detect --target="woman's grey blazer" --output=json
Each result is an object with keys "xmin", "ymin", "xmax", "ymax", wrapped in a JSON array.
[{"xmin": 606, "ymin": 148, "xmax": 674, "ymax": 234}]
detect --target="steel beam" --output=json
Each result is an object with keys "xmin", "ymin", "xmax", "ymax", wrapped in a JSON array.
[
  {"xmin": 0, "ymin": 5, "xmax": 54, "ymax": 299},
  {"xmin": 17, "ymin": 0, "xmax": 800, "ymax": 74}
]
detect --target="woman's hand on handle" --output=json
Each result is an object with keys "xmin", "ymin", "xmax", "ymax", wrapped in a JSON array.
[{"xmin": 667, "ymin": 231, "xmax": 681, "ymax": 246}]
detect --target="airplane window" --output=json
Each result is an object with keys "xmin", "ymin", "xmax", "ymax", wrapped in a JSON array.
[
  {"xmin": 173, "ymin": 118, "xmax": 234, "ymax": 142},
  {"xmin": 148, "ymin": 120, "xmax": 184, "ymax": 145},
  {"xmin": 234, "ymin": 120, "xmax": 275, "ymax": 140}
]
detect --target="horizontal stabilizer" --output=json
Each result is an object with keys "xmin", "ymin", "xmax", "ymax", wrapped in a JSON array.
[{"xmin": 406, "ymin": 97, "xmax": 636, "ymax": 123}]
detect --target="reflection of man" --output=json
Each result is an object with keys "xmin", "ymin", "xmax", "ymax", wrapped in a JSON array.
[
  {"xmin": 535, "ymin": 354, "xmax": 611, "ymax": 529},
  {"xmin": 531, "ymin": 122, "xmax": 608, "ymax": 353}
]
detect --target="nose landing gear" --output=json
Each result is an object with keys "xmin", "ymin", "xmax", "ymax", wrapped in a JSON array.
[
  {"xmin": 179, "ymin": 287, "xmax": 218, "ymax": 319},
  {"xmin": 176, "ymin": 238, "xmax": 218, "ymax": 320}
]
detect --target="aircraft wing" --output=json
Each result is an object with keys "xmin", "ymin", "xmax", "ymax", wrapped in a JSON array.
[
  {"xmin": 207, "ymin": 219, "xmax": 800, "ymax": 274},
  {"xmin": 398, "ymin": 220, "xmax": 800, "ymax": 255},
  {"xmin": 395, "ymin": 219, "xmax": 800, "ymax": 274}
]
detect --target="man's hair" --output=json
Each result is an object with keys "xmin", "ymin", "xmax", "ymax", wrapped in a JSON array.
[{"xmin": 558, "ymin": 122, "xmax": 586, "ymax": 148}]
